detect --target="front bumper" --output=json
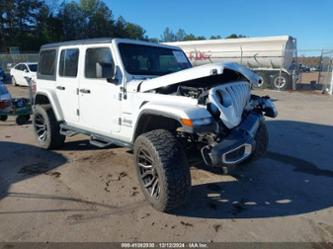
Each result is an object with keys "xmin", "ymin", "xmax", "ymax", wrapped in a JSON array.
[
  {"xmin": 200, "ymin": 95, "xmax": 277, "ymax": 167},
  {"xmin": 201, "ymin": 112, "xmax": 261, "ymax": 167}
]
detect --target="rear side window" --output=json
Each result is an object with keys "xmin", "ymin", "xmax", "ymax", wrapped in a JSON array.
[
  {"xmin": 39, "ymin": 50, "xmax": 56, "ymax": 76},
  {"xmin": 85, "ymin": 47, "xmax": 113, "ymax": 79},
  {"xmin": 21, "ymin": 64, "xmax": 28, "ymax": 71},
  {"xmin": 59, "ymin": 48, "xmax": 79, "ymax": 77}
]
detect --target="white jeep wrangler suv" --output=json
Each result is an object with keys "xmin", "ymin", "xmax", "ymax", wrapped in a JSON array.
[{"xmin": 33, "ymin": 38, "xmax": 277, "ymax": 212}]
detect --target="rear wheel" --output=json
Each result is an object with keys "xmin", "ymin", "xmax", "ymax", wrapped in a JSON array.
[
  {"xmin": 272, "ymin": 72, "xmax": 291, "ymax": 90},
  {"xmin": 134, "ymin": 129, "xmax": 191, "ymax": 212},
  {"xmin": 32, "ymin": 105, "xmax": 65, "ymax": 149}
]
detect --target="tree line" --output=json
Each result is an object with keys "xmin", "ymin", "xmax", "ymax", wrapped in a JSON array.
[
  {"xmin": 160, "ymin": 27, "xmax": 246, "ymax": 42},
  {"xmin": 0, "ymin": 0, "xmax": 246, "ymax": 52},
  {"xmin": 0, "ymin": 0, "xmax": 146, "ymax": 52}
]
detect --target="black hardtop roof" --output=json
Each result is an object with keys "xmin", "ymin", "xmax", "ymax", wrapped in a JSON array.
[{"xmin": 40, "ymin": 38, "xmax": 113, "ymax": 50}]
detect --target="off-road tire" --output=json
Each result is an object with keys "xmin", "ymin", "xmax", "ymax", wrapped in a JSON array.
[
  {"xmin": 33, "ymin": 104, "xmax": 65, "ymax": 149},
  {"xmin": 248, "ymin": 121, "xmax": 269, "ymax": 161},
  {"xmin": 134, "ymin": 129, "xmax": 191, "ymax": 212}
]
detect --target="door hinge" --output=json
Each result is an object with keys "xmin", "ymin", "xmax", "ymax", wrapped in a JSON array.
[
  {"xmin": 76, "ymin": 109, "xmax": 80, "ymax": 116},
  {"xmin": 118, "ymin": 92, "xmax": 122, "ymax": 101},
  {"xmin": 76, "ymin": 88, "xmax": 79, "ymax": 95},
  {"xmin": 120, "ymin": 87, "xmax": 127, "ymax": 100},
  {"xmin": 118, "ymin": 117, "xmax": 122, "ymax": 125}
]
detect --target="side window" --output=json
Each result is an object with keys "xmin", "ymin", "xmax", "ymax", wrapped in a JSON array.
[
  {"xmin": 59, "ymin": 48, "xmax": 79, "ymax": 77},
  {"xmin": 22, "ymin": 64, "xmax": 28, "ymax": 72},
  {"xmin": 85, "ymin": 47, "xmax": 113, "ymax": 79},
  {"xmin": 15, "ymin": 64, "xmax": 22, "ymax": 70},
  {"xmin": 39, "ymin": 49, "xmax": 56, "ymax": 76}
]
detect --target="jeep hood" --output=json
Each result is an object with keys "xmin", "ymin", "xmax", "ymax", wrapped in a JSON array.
[{"xmin": 138, "ymin": 62, "xmax": 261, "ymax": 92}]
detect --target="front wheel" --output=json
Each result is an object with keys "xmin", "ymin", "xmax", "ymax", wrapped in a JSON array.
[
  {"xmin": 134, "ymin": 129, "xmax": 191, "ymax": 212},
  {"xmin": 32, "ymin": 105, "xmax": 65, "ymax": 149}
]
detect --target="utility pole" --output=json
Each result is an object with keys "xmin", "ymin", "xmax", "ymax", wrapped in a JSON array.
[{"xmin": 63, "ymin": 0, "xmax": 66, "ymax": 40}]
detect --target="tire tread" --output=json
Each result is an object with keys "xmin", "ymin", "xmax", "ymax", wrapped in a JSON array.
[{"xmin": 134, "ymin": 129, "xmax": 191, "ymax": 212}]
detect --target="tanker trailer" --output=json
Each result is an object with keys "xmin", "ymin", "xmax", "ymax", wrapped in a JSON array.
[{"xmin": 165, "ymin": 36, "xmax": 298, "ymax": 90}]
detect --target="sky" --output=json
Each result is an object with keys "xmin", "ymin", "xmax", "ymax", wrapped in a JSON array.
[{"xmin": 106, "ymin": 0, "xmax": 333, "ymax": 52}]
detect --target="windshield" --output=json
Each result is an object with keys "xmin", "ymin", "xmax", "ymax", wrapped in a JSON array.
[
  {"xmin": 118, "ymin": 43, "xmax": 191, "ymax": 76},
  {"xmin": 28, "ymin": 64, "xmax": 37, "ymax": 72}
]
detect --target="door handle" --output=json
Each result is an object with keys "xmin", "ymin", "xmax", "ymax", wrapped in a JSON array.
[
  {"xmin": 79, "ymin": 89, "xmax": 91, "ymax": 94},
  {"xmin": 56, "ymin": 86, "xmax": 65, "ymax": 90}
]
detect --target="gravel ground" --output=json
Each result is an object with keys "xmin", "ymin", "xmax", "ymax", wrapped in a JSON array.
[{"xmin": 0, "ymin": 85, "xmax": 333, "ymax": 242}]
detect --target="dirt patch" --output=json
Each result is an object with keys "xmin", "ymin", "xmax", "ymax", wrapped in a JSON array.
[
  {"xmin": 45, "ymin": 171, "xmax": 61, "ymax": 178},
  {"xmin": 213, "ymin": 224, "xmax": 222, "ymax": 232},
  {"xmin": 77, "ymin": 150, "xmax": 116, "ymax": 163},
  {"xmin": 180, "ymin": 221, "xmax": 193, "ymax": 227},
  {"xmin": 103, "ymin": 171, "xmax": 129, "ymax": 192}
]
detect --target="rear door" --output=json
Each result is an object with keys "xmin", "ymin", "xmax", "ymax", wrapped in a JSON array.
[
  {"xmin": 55, "ymin": 47, "xmax": 80, "ymax": 125},
  {"xmin": 79, "ymin": 45, "xmax": 121, "ymax": 134},
  {"xmin": 20, "ymin": 64, "xmax": 31, "ymax": 85}
]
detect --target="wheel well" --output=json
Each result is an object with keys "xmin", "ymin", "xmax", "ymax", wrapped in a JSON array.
[
  {"xmin": 134, "ymin": 114, "xmax": 182, "ymax": 141},
  {"xmin": 35, "ymin": 94, "xmax": 50, "ymax": 105}
]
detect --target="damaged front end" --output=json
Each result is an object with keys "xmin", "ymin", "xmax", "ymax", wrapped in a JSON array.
[
  {"xmin": 138, "ymin": 62, "xmax": 277, "ymax": 167},
  {"xmin": 199, "ymin": 90, "xmax": 278, "ymax": 166},
  {"xmin": 201, "ymin": 96, "xmax": 277, "ymax": 166}
]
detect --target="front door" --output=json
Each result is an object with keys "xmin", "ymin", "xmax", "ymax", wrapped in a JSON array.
[
  {"xmin": 55, "ymin": 47, "xmax": 80, "ymax": 125},
  {"xmin": 16, "ymin": 64, "xmax": 27, "ymax": 85},
  {"xmin": 79, "ymin": 45, "xmax": 121, "ymax": 135}
]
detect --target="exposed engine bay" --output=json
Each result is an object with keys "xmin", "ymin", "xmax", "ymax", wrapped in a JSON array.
[{"xmin": 153, "ymin": 69, "xmax": 250, "ymax": 107}]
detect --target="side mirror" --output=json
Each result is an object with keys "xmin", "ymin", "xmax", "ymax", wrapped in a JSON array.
[
  {"xmin": 106, "ymin": 77, "xmax": 118, "ymax": 84},
  {"xmin": 107, "ymin": 65, "xmax": 121, "ymax": 84},
  {"xmin": 96, "ymin": 62, "xmax": 117, "ymax": 83}
]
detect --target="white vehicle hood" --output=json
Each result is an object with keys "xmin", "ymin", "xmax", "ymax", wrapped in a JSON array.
[{"xmin": 138, "ymin": 62, "xmax": 261, "ymax": 92}]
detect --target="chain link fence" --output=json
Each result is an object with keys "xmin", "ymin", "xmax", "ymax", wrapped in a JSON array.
[
  {"xmin": 318, "ymin": 49, "xmax": 333, "ymax": 94},
  {"xmin": 0, "ymin": 53, "xmax": 39, "ymax": 73},
  {"xmin": 0, "ymin": 49, "xmax": 332, "ymax": 95},
  {"xmin": 297, "ymin": 49, "xmax": 332, "ymax": 93},
  {"xmin": 186, "ymin": 48, "xmax": 333, "ymax": 94}
]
